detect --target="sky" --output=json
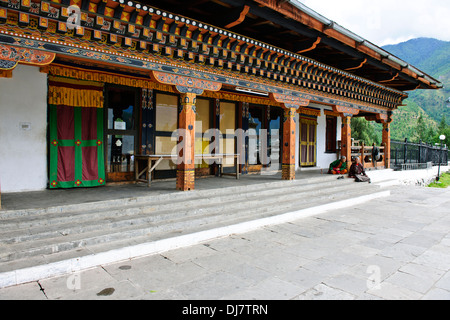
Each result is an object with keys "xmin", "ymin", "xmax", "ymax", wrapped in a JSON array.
[{"xmin": 299, "ymin": 0, "xmax": 450, "ymax": 46}]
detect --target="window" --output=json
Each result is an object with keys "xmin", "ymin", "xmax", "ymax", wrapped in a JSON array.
[
  {"xmin": 268, "ymin": 107, "xmax": 282, "ymax": 168},
  {"xmin": 248, "ymin": 105, "xmax": 263, "ymax": 165},
  {"xmin": 155, "ymin": 93, "xmax": 178, "ymax": 173},
  {"xmin": 195, "ymin": 98, "xmax": 211, "ymax": 169},
  {"xmin": 325, "ymin": 115, "xmax": 337, "ymax": 153},
  {"xmin": 219, "ymin": 101, "xmax": 236, "ymax": 167},
  {"xmin": 155, "ymin": 94, "xmax": 177, "ymax": 132}
]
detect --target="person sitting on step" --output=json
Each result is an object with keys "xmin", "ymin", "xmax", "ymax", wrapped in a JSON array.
[
  {"xmin": 328, "ymin": 156, "xmax": 348, "ymax": 175},
  {"xmin": 349, "ymin": 157, "xmax": 371, "ymax": 183}
]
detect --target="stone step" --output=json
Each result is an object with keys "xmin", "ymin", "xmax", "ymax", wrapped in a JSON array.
[
  {"xmin": 0, "ymin": 178, "xmax": 356, "ymax": 243},
  {"xmin": 0, "ymin": 176, "xmax": 353, "ymax": 232},
  {"xmin": 0, "ymin": 174, "xmax": 340, "ymax": 219},
  {"xmin": 0, "ymin": 181, "xmax": 377, "ymax": 265},
  {"xmin": 0, "ymin": 180, "xmax": 390, "ymax": 288}
]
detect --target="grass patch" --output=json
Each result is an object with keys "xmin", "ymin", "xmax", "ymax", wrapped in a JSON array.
[{"xmin": 428, "ymin": 172, "xmax": 450, "ymax": 188}]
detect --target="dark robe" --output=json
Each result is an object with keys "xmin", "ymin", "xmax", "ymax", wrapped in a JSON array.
[{"xmin": 349, "ymin": 163, "xmax": 370, "ymax": 182}]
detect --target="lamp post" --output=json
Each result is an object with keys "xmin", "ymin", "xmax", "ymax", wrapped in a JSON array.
[{"xmin": 436, "ymin": 134, "xmax": 446, "ymax": 182}]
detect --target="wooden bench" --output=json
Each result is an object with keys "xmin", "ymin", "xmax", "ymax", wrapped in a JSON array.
[
  {"xmin": 135, "ymin": 153, "xmax": 240, "ymax": 187},
  {"xmin": 351, "ymin": 143, "xmax": 385, "ymax": 169}
]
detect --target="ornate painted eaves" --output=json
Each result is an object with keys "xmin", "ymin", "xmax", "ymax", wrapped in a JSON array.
[
  {"xmin": 0, "ymin": 43, "xmax": 55, "ymax": 76},
  {"xmin": 0, "ymin": 0, "xmax": 405, "ymax": 117}
]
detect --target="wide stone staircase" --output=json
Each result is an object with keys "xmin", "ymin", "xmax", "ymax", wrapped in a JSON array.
[{"xmin": 0, "ymin": 174, "xmax": 392, "ymax": 287}]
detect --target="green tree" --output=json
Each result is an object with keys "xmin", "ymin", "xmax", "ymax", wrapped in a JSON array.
[
  {"xmin": 431, "ymin": 116, "xmax": 450, "ymax": 147},
  {"xmin": 351, "ymin": 117, "xmax": 381, "ymax": 146},
  {"xmin": 415, "ymin": 114, "xmax": 427, "ymax": 142},
  {"xmin": 438, "ymin": 115, "xmax": 448, "ymax": 132},
  {"xmin": 426, "ymin": 126, "xmax": 436, "ymax": 142}
]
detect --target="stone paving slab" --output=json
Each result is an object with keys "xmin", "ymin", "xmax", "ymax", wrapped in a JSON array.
[{"xmin": 0, "ymin": 184, "xmax": 449, "ymax": 301}]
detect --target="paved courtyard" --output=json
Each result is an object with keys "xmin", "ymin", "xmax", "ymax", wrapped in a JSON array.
[{"xmin": 0, "ymin": 184, "xmax": 449, "ymax": 301}]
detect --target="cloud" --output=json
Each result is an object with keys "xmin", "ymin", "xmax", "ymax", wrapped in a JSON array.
[{"xmin": 300, "ymin": 0, "xmax": 450, "ymax": 45}]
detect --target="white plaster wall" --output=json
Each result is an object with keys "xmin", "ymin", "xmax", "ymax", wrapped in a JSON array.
[
  {"xmin": 316, "ymin": 104, "xmax": 342, "ymax": 170},
  {"xmin": 0, "ymin": 65, "xmax": 48, "ymax": 192},
  {"xmin": 295, "ymin": 103, "xmax": 341, "ymax": 171}
]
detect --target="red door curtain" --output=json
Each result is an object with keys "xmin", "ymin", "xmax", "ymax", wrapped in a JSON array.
[{"xmin": 48, "ymin": 77, "xmax": 105, "ymax": 188}]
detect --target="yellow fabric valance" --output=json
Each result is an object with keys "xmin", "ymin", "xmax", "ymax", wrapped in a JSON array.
[
  {"xmin": 48, "ymin": 86, "xmax": 103, "ymax": 108},
  {"xmin": 48, "ymin": 76, "xmax": 104, "ymax": 108}
]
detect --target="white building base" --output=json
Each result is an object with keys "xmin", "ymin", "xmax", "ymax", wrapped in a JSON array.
[
  {"xmin": 367, "ymin": 164, "xmax": 450, "ymax": 187},
  {"xmin": 0, "ymin": 65, "xmax": 48, "ymax": 193}
]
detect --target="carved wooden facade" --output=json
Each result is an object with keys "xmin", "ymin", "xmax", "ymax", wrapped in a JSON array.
[{"xmin": 0, "ymin": 0, "xmax": 440, "ymax": 191}]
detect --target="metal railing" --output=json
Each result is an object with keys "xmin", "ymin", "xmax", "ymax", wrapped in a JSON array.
[
  {"xmin": 391, "ymin": 139, "xmax": 449, "ymax": 170},
  {"xmin": 400, "ymin": 162, "xmax": 432, "ymax": 171}
]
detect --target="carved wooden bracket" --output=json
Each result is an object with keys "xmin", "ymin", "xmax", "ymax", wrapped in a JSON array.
[
  {"xmin": 269, "ymin": 92, "xmax": 309, "ymax": 109},
  {"xmin": 332, "ymin": 104, "xmax": 360, "ymax": 117},
  {"xmin": 297, "ymin": 37, "xmax": 321, "ymax": 54},
  {"xmin": 365, "ymin": 112, "xmax": 393, "ymax": 124},
  {"xmin": 377, "ymin": 112, "xmax": 394, "ymax": 123},
  {"xmin": 151, "ymin": 70, "xmax": 222, "ymax": 95},
  {"xmin": 225, "ymin": 5, "xmax": 251, "ymax": 29}
]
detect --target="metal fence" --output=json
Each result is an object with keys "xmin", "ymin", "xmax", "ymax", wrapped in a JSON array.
[{"xmin": 391, "ymin": 139, "xmax": 449, "ymax": 170}]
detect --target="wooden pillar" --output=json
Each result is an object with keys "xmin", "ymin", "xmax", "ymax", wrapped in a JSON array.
[
  {"xmin": 282, "ymin": 107, "xmax": 296, "ymax": 180},
  {"xmin": 150, "ymin": 71, "xmax": 222, "ymax": 190},
  {"xmin": 360, "ymin": 142, "xmax": 365, "ymax": 166},
  {"xmin": 382, "ymin": 122, "xmax": 391, "ymax": 169},
  {"xmin": 341, "ymin": 115, "xmax": 352, "ymax": 167},
  {"xmin": 176, "ymin": 92, "xmax": 196, "ymax": 191},
  {"xmin": 268, "ymin": 93, "xmax": 309, "ymax": 181},
  {"xmin": 0, "ymin": 69, "xmax": 13, "ymax": 78},
  {"xmin": 332, "ymin": 105, "xmax": 358, "ymax": 168}
]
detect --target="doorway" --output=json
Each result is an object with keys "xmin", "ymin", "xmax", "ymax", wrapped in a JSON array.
[
  {"xmin": 268, "ymin": 107, "xmax": 283, "ymax": 170},
  {"xmin": 299, "ymin": 118, "xmax": 317, "ymax": 167},
  {"xmin": 104, "ymin": 85, "xmax": 140, "ymax": 182}
]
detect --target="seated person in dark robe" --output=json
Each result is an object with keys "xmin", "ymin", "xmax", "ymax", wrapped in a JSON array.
[
  {"xmin": 349, "ymin": 157, "xmax": 371, "ymax": 183},
  {"xmin": 328, "ymin": 156, "xmax": 348, "ymax": 174}
]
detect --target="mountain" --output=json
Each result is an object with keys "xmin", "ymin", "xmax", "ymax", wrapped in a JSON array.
[
  {"xmin": 383, "ymin": 38, "xmax": 450, "ymax": 77},
  {"xmin": 381, "ymin": 38, "xmax": 450, "ymax": 141}
]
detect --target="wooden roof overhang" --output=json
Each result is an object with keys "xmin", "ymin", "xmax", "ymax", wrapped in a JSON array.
[
  {"xmin": 0, "ymin": 0, "xmax": 416, "ymax": 117},
  {"xmin": 141, "ymin": 0, "xmax": 442, "ymax": 92}
]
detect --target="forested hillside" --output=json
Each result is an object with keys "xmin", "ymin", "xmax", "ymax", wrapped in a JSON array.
[
  {"xmin": 383, "ymin": 38, "xmax": 450, "ymax": 133},
  {"xmin": 352, "ymin": 38, "xmax": 449, "ymax": 146}
]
